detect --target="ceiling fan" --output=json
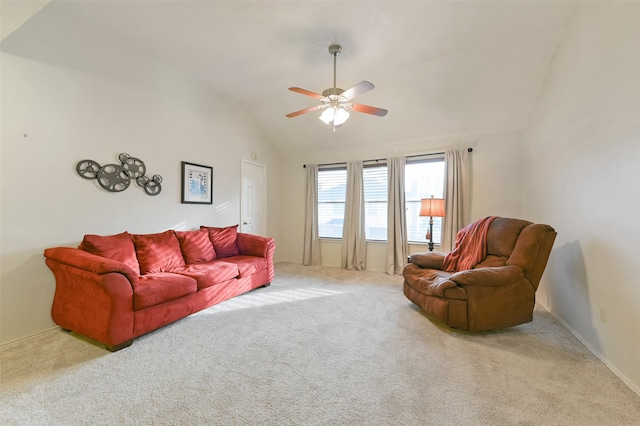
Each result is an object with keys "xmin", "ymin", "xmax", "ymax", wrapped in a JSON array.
[{"xmin": 286, "ymin": 44, "xmax": 388, "ymax": 131}]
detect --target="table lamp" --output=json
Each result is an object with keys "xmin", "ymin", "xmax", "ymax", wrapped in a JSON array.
[{"xmin": 419, "ymin": 196, "xmax": 445, "ymax": 251}]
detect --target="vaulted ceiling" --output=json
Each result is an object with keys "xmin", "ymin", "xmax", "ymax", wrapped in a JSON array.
[{"xmin": 2, "ymin": 0, "xmax": 580, "ymax": 154}]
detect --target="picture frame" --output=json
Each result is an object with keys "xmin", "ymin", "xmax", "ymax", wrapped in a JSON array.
[{"xmin": 181, "ymin": 161, "xmax": 213, "ymax": 204}]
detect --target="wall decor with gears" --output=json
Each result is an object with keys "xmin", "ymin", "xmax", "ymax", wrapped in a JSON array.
[{"xmin": 76, "ymin": 153, "xmax": 163, "ymax": 196}]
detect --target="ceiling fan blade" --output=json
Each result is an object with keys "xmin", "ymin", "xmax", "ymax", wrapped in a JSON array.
[
  {"xmin": 288, "ymin": 87, "xmax": 325, "ymax": 100},
  {"xmin": 340, "ymin": 81, "xmax": 374, "ymax": 101},
  {"xmin": 349, "ymin": 102, "xmax": 388, "ymax": 117},
  {"xmin": 285, "ymin": 104, "xmax": 326, "ymax": 118}
]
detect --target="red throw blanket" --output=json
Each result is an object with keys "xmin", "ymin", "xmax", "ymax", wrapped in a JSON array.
[{"xmin": 442, "ymin": 216, "xmax": 497, "ymax": 272}]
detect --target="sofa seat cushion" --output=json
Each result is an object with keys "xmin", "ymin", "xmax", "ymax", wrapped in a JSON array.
[
  {"xmin": 132, "ymin": 231, "xmax": 186, "ymax": 274},
  {"xmin": 220, "ymin": 255, "xmax": 267, "ymax": 278},
  {"xmin": 133, "ymin": 273, "xmax": 197, "ymax": 310},
  {"xmin": 175, "ymin": 261, "xmax": 240, "ymax": 290}
]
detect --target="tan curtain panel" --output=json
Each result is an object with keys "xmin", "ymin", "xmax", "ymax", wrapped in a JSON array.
[
  {"xmin": 341, "ymin": 161, "xmax": 366, "ymax": 270},
  {"xmin": 442, "ymin": 148, "xmax": 470, "ymax": 252},
  {"xmin": 302, "ymin": 164, "xmax": 321, "ymax": 266},
  {"xmin": 386, "ymin": 156, "xmax": 407, "ymax": 275}
]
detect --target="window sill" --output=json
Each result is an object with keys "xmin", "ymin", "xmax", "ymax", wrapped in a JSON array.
[
  {"xmin": 319, "ymin": 238, "xmax": 439, "ymax": 247},
  {"xmin": 319, "ymin": 238, "xmax": 386, "ymax": 244},
  {"xmin": 319, "ymin": 237, "xmax": 342, "ymax": 243}
]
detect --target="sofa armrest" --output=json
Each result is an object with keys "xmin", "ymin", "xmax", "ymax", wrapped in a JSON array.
[
  {"xmin": 236, "ymin": 233, "xmax": 276, "ymax": 283},
  {"xmin": 449, "ymin": 265, "xmax": 524, "ymax": 287},
  {"xmin": 44, "ymin": 248, "xmax": 136, "ymax": 348},
  {"xmin": 409, "ymin": 252, "xmax": 446, "ymax": 270},
  {"xmin": 236, "ymin": 233, "xmax": 275, "ymax": 258},
  {"xmin": 44, "ymin": 247, "xmax": 139, "ymax": 285}
]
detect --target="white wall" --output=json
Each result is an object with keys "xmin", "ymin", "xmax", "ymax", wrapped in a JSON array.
[
  {"xmin": 278, "ymin": 130, "xmax": 525, "ymax": 269},
  {"xmin": 524, "ymin": 2, "xmax": 640, "ymax": 393},
  {"xmin": 0, "ymin": 8, "xmax": 281, "ymax": 344}
]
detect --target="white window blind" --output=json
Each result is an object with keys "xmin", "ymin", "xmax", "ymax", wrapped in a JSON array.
[
  {"xmin": 317, "ymin": 168, "xmax": 347, "ymax": 238},
  {"xmin": 363, "ymin": 165, "xmax": 388, "ymax": 240}
]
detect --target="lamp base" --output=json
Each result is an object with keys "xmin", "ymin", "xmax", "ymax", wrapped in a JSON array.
[{"xmin": 427, "ymin": 218, "xmax": 435, "ymax": 251}]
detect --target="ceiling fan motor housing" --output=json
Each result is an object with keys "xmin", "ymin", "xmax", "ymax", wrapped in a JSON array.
[{"xmin": 322, "ymin": 87, "xmax": 345, "ymax": 97}]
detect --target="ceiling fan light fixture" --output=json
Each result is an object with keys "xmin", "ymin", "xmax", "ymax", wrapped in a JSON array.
[
  {"xmin": 319, "ymin": 107, "xmax": 350, "ymax": 127},
  {"xmin": 334, "ymin": 107, "xmax": 350, "ymax": 126}
]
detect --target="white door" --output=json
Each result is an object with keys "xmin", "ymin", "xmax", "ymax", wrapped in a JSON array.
[{"xmin": 240, "ymin": 160, "xmax": 266, "ymax": 236}]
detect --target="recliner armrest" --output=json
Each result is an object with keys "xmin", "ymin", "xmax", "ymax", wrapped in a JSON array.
[
  {"xmin": 449, "ymin": 265, "xmax": 524, "ymax": 287},
  {"xmin": 409, "ymin": 252, "xmax": 445, "ymax": 270}
]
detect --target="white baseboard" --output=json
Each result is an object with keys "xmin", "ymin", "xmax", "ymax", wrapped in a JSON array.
[
  {"xmin": 275, "ymin": 259, "xmax": 302, "ymax": 265},
  {"xmin": 0, "ymin": 326, "xmax": 60, "ymax": 348},
  {"xmin": 537, "ymin": 302, "xmax": 640, "ymax": 397}
]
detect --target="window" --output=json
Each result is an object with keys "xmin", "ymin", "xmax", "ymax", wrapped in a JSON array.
[
  {"xmin": 405, "ymin": 159, "xmax": 445, "ymax": 244},
  {"xmin": 316, "ymin": 156, "xmax": 445, "ymax": 243},
  {"xmin": 317, "ymin": 168, "xmax": 346, "ymax": 238},
  {"xmin": 317, "ymin": 165, "xmax": 390, "ymax": 240},
  {"xmin": 363, "ymin": 165, "xmax": 388, "ymax": 240}
]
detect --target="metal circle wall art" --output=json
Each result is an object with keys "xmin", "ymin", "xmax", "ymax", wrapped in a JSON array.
[
  {"xmin": 76, "ymin": 153, "xmax": 162, "ymax": 196},
  {"xmin": 76, "ymin": 160, "xmax": 101, "ymax": 179}
]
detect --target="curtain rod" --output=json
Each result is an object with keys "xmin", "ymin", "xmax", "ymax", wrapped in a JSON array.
[{"xmin": 303, "ymin": 148, "xmax": 472, "ymax": 168}]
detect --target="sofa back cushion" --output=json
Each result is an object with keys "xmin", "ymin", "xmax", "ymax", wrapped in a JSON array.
[
  {"xmin": 79, "ymin": 231, "xmax": 140, "ymax": 275},
  {"xmin": 174, "ymin": 230, "xmax": 217, "ymax": 264},
  {"xmin": 200, "ymin": 225, "xmax": 239, "ymax": 258},
  {"xmin": 132, "ymin": 230, "xmax": 186, "ymax": 274}
]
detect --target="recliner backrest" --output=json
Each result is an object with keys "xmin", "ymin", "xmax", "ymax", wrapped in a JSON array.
[
  {"xmin": 507, "ymin": 223, "xmax": 557, "ymax": 289},
  {"xmin": 486, "ymin": 218, "xmax": 531, "ymax": 257},
  {"xmin": 482, "ymin": 217, "xmax": 557, "ymax": 290}
]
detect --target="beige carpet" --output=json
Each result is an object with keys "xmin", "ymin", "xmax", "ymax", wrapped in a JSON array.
[{"xmin": 1, "ymin": 262, "xmax": 639, "ymax": 425}]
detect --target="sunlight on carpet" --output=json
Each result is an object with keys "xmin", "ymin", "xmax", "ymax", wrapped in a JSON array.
[{"xmin": 192, "ymin": 287, "xmax": 345, "ymax": 315}]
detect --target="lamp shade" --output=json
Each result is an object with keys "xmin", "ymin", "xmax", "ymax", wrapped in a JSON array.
[
  {"xmin": 419, "ymin": 197, "xmax": 445, "ymax": 217},
  {"xmin": 319, "ymin": 108, "xmax": 334, "ymax": 124}
]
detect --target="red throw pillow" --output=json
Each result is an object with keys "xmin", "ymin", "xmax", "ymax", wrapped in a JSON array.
[
  {"xmin": 174, "ymin": 230, "xmax": 217, "ymax": 264},
  {"xmin": 79, "ymin": 231, "xmax": 140, "ymax": 275},
  {"xmin": 200, "ymin": 225, "xmax": 239, "ymax": 258},
  {"xmin": 131, "ymin": 230, "xmax": 186, "ymax": 274}
]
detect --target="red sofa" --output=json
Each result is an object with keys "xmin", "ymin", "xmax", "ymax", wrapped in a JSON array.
[{"xmin": 44, "ymin": 225, "xmax": 275, "ymax": 351}]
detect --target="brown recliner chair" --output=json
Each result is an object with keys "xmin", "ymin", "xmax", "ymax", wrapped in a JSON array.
[{"xmin": 403, "ymin": 217, "xmax": 556, "ymax": 331}]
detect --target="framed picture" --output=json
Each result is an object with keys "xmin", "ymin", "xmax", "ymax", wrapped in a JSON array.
[{"xmin": 181, "ymin": 161, "xmax": 213, "ymax": 204}]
